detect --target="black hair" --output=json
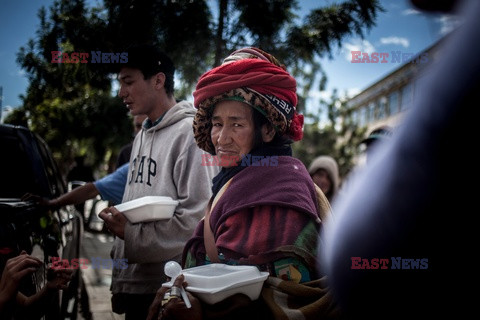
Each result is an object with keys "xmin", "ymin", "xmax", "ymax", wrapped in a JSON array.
[
  {"xmin": 251, "ymin": 107, "xmax": 292, "ymax": 149},
  {"xmin": 121, "ymin": 44, "xmax": 175, "ymax": 95}
]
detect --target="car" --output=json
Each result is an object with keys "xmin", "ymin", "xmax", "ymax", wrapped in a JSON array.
[{"xmin": 0, "ymin": 123, "xmax": 85, "ymax": 319}]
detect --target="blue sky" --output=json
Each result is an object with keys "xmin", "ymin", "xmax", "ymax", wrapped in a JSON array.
[{"xmin": 0, "ymin": 0, "xmax": 458, "ymax": 119}]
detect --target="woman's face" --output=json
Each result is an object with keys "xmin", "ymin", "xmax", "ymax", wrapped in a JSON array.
[
  {"xmin": 211, "ymin": 100, "xmax": 255, "ymax": 168},
  {"xmin": 312, "ymin": 169, "xmax": 332, "ymax": 195}
]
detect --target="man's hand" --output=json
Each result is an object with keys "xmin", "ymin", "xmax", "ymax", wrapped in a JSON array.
[{"xmin": 99, "ymin": 206, "xmax": 128, "ymax": 239}]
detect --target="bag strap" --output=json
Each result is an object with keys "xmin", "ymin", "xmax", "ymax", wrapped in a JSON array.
[
  {"xmin": 203, "ymin": 198, "xmax": 221, "ymax": 263},
  {"xmin": 203, "ymin": 179, "xmax": 233, "ymax": 263},
  {"xmin": 313, "ymin": 184, "xmax": 332, "ymax": 223}
]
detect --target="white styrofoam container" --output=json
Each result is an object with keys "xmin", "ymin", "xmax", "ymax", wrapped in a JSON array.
[
  {"xmin": 163, "ymin": 264, "xmax": 269, "ymax": 304},
  {"xmin": 115, "ymin": 196, "xmax": 178, "ymax": 223}
]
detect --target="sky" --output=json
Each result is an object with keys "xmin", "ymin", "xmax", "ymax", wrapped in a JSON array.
[{"xmin": 0, "ymin": 0, "xmax": 459, "ymax": 120}]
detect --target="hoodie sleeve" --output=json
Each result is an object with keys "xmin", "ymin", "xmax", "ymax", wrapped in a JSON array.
[{"xmin": 123, "ymin": 129, "xmax": 216, "ymax": 264}]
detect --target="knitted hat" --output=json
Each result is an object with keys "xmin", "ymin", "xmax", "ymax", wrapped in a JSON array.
[
  {"xmin": 308, "ymin": 155, "xmax": 340, "ymax": 199},
  {"xmin": 192, "ymin": 47, "xmax": 304, "ymax": 154}
]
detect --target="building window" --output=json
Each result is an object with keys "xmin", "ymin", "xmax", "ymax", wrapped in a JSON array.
[
  {"xmin": 351, "ymin": 109, "xmax": 358, "ymax": 124},
  {"xmin": 388, "ymin": 91, "xmax": 399, "ymax": 115},
  {"xmin": 368, "ymin": 102, "xmax": 375, "ymax": 123},
  {"xmin": 378, "ymin": 97, "xmax": 387, "ymax": 119},
  {"xmin": 359, "ymin": 107, "xmax": 367, "ymax": 127},
  {"xmin": 400, "ymin": 83, "xmax": 413, "ymax": 110}
]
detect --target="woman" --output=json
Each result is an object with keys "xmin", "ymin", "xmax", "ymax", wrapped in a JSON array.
[
  {"xmin": 147, "ymin": 48, "xmax": 339, "ymax": 320},
  {"xmin": 308, "ymin": 155, "xmax": 340, "ymax": 202}
]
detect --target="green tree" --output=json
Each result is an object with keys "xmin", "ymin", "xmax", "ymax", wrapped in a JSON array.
[
  {"xmin": 293, "ymin": 89, "xmax": 367, "ymax": 179},
  {"xmin": 13, "ymin": 0, "xmax": 130, "ymax": 176}
]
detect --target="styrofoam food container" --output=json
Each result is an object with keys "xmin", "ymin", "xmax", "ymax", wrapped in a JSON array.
[
  {"xmin": 115, "ymin": 196, "xmax": 178, "ymax": 223},
  {"xmin": 163, "ymin": 264, "xmax": 269, "ymax": 304}
]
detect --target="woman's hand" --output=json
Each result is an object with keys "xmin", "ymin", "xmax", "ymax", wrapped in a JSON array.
[{"xmin": 147, "ymin": 274, "xmax": 202, "ymax": 320}]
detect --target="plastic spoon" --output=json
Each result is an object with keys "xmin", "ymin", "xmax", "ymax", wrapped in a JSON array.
[{"xmin": 164, "ymin": 261, "xmax": 192, "ymax": 308}]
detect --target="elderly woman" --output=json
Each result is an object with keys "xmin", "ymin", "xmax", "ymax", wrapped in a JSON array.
[{"xmin": 147, "ymin": 48, "xmax": 339, "ymax": 320}]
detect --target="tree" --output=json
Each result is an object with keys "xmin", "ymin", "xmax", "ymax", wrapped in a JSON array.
[
  {"xmin": 293, "ymin": 89, "xmax": 367, "ymax": 179},
  {"xmin": 13, "ymin": 0, "xmax": 130, "ymax": 176},
  {"xmin": 103, "ymin": 0, "xmax": 213, "ymax": 96}
]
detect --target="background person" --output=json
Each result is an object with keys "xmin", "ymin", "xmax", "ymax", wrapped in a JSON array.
[
  {"xmin": 66, "ymin": 155, "xmax": 95, "ymax": 183},
  {"xmin": 66, "ymin": 155, "xmax": 95, "ymax": 217},
  {"xmin": 115, "ymin": 114, "xmax": 147, "ymax": 169},
  {"xmin": 308, "ymin": 155, "xmax": 340, "ymax": 202},
  {"xmin": 360, "ymin": 125, "xmax": 392, "ymax": 162}
]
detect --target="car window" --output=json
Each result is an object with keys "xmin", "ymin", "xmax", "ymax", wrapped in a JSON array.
[
  {"xmin": 0, "ymin": 131, "xmax": 37, "ymax": 198},
  {"xmin": 35, "ymin": 133, "xmax": 67, "ymax": 197}
]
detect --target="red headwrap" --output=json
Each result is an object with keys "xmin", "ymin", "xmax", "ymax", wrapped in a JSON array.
[
  {"xmin": 192, "ymin": 48, "xmax": 304, "ymax": 154},
  {"xmin": 194, "ymin": 59, "xmax": 297, "ymax": 108}
]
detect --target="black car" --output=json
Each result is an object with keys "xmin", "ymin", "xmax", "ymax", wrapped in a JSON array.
[{"xmin": 0, "ymin": 123, "xmax": 85, "ymax": 319}]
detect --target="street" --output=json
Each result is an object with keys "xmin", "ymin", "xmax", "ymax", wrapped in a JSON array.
[{"xmin": 78, "ymin": 230, "xmax": 124, "ymax": 320}]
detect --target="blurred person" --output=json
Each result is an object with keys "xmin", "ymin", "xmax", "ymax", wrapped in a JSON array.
[
  {"xmin": 360, "ymin": 125, "xmax": 392, "ymax": 162},
  {"xmin": 147, "ymin": 47, "xmax": 340, "ymax": 320},
  {"xmin": 308, "ymin": 155, "xmax": 340, "ymax": 202},
  {"xmin": 337, "ymin": 126, "xmax": 393, "ymax": 197},
  {"xmin": 98, "ymin": 44, "xmax": 216, "ymax": 320},
  {"xmin": 66, "ymin": 155, "xmax": 95, "ymax": 217},
  {"xmin": 116, "ymin": 114, "xmax": 147, "ymax": 169},
  {"xmin": 322, "ymin": 0, "xmax": 478, "ymax": 319},
  {"xmin": 0, "ymin": 251, "xmax": 73, "ymax": 319},
  {"xmin": 66, "ymin": 155, "xmax": 95, "ymax": 183}
]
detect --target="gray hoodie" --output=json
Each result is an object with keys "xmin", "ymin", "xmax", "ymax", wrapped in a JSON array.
[{"xmin": 111, "ymin": 101, "xmax": 217, "ymax": 294}]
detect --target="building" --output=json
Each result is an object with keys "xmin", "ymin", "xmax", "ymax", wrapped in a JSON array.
[{"xmin": 347, "ymin": 36, "xmax": 446, "ymax": 134}]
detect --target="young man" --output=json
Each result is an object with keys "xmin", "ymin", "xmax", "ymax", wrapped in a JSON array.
[{"xmin": 98, "ymin": 45, "xmax": 216, "ymax": 319}]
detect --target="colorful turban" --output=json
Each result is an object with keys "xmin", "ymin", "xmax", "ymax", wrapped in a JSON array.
[{"xmin": 193, "ymin": 47, "xmax": 304, "ymax": 154}]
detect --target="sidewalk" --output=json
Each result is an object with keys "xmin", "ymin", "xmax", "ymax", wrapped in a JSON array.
[{"xmin": 78, "ymin": 231, "xmax": 124, "ymax": 320}]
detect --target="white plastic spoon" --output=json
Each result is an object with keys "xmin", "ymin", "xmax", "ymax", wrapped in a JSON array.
[{"xmin": 164, "ymin": 261, "xmax": 192, "ymax": 308}]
